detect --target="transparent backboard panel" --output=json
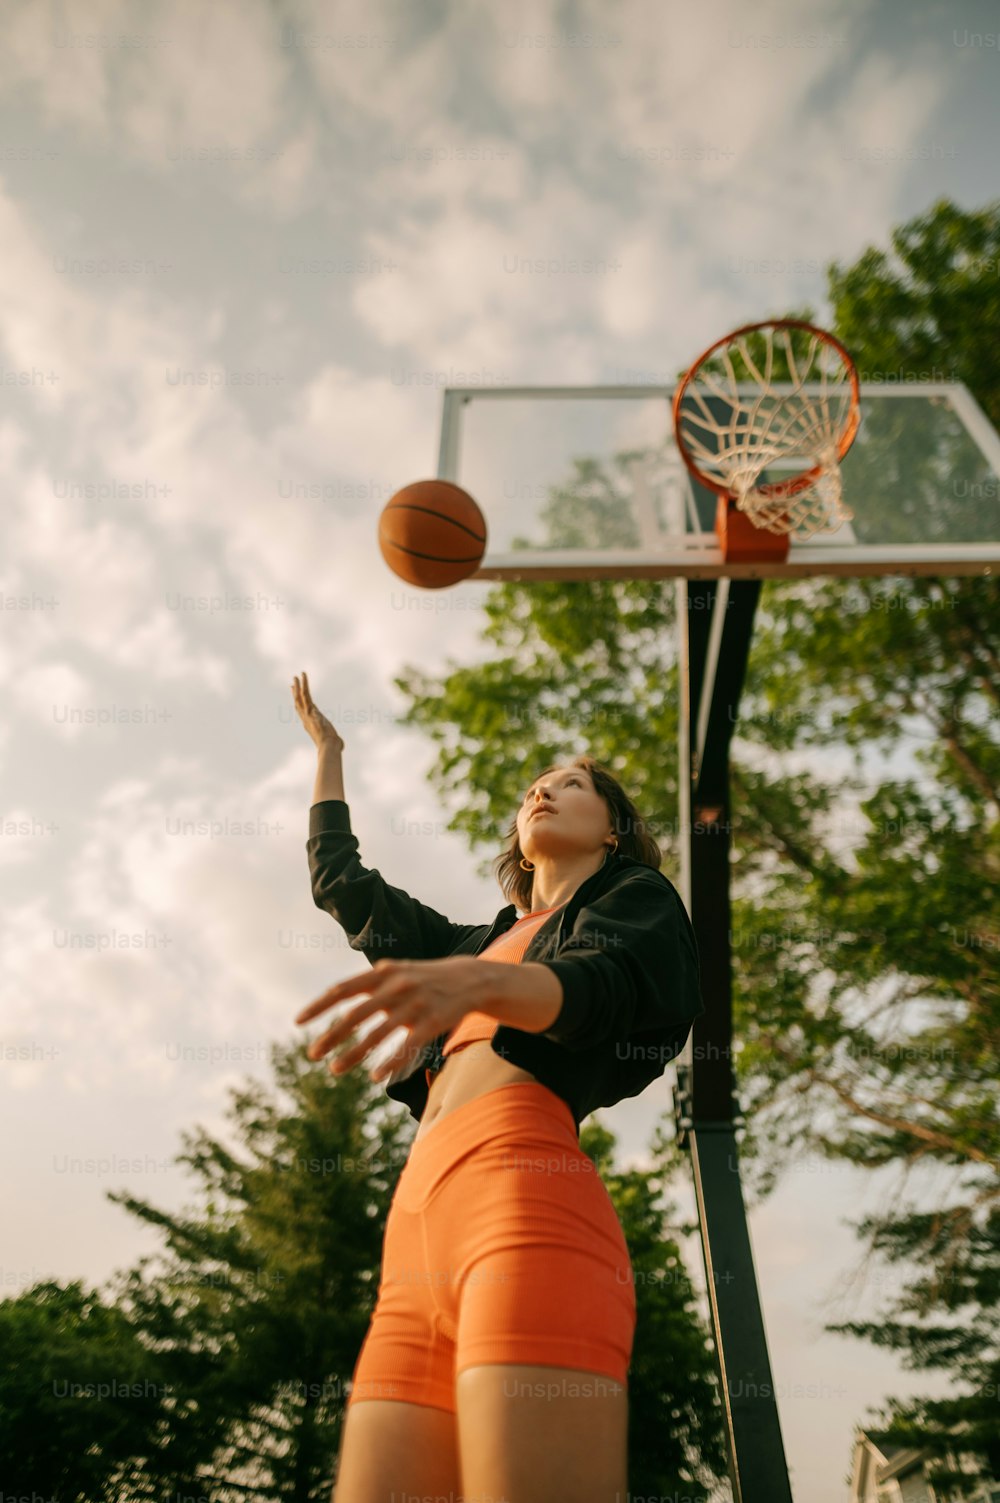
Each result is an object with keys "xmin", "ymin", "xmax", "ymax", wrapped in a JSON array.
[{"xmin": 438, "ymin": 385, "xmax": 1000, "ymax": 578}]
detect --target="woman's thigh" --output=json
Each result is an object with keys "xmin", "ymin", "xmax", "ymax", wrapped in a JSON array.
[
  {"xmin": 332, "ymin": 1397, "xmax": 460, "ymax": 1503},
  {"xmin": 456, "ymin": 1362, "xmax": 628, "ymax": 1503}
]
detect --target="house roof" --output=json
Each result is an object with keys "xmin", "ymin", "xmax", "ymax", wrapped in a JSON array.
[{"xmin": 851, "ymin": 1428, "xmax": 930, "ymax": 1486}]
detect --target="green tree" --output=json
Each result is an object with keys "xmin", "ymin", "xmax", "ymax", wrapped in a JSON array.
[
  {"xmin": 824, "ymin": 1206, "xmax": 1000, "ymax": 1494},
  {"xmin": 390, "ymin": 197, "xmax": 1000, "ymax": 1486},
  {"xmin": 0, "ymin": 1279, "xmax": 170, "ymax": 1502}
]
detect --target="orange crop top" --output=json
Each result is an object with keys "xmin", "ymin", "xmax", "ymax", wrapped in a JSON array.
[{"xmin": 424, "ymin": 902, "xmax": 565, "ymax": 1088}]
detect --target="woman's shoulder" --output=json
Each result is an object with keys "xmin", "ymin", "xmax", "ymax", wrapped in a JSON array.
[{"xmin": 606, "ymin": 855, "xmax": 680, "ymax": 897}]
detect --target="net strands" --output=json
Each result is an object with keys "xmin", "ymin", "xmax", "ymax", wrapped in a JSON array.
[
  {"xmin": 746, "ymin": 462, "xmax": 850, "ymax": 537},
  {"xmin": 677, "ymin": 326, "xmax": 855, "ymax": 538}
]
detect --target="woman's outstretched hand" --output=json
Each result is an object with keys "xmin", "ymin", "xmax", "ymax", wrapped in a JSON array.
[
  {"xmin": 295, "ymin": 957, "xmax": 485, "ymax": 1082},
  {"xmin": 292, "ymin": 671, "xmax": 344, "ymax": 752}
]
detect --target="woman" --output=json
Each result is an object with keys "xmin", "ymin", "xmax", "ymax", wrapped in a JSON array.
[{"xmin": 291, "ymin": 671, "xmax": 703, "ymax": 1503}]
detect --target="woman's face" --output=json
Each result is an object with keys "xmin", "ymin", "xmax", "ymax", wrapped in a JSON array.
[{"xmin": 516, "ymin": 765, "xmax": 613, "ymax": 863}]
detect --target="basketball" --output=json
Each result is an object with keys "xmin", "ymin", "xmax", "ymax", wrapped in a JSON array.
[{"xmin": 378, "ymin": 479, "xmax": 487, "ymax": 589}]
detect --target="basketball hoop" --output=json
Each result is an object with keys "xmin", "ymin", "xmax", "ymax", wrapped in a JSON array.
[{"xmin": 672, "ymin": 319, "xmax": 861, "ymax": 546}]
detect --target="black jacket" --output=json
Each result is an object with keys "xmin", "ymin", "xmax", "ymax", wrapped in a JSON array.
[{"xmin": 306, "ymin": 799, "xmax": 704, "ymax": 1133}]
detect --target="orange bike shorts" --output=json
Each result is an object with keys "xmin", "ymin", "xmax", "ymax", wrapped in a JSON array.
[{"xmin": 347, "ymin": 1081, "xmax": 637, "ymax": 1414}]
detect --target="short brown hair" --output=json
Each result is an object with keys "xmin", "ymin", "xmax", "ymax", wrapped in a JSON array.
[{"xmin": 493, "ymin": 755, "xmax": 663, "ymax": 911}]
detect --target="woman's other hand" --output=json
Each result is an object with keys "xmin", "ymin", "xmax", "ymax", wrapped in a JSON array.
[{"xmin": 295, "ymin": 957, "xmax": 485, "ymax": 1082}]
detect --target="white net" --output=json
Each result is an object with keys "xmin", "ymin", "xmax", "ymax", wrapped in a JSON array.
[
  {"xmin": 732, "ymin": 442, "xmax": 856, "ymax": 537},
  {"xmin": 675, "ymin": 323, "xmax": 858, "ymax": 540}
]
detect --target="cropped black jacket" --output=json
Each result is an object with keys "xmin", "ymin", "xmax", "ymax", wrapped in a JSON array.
[{"xmin": 306, "ymin": 799, "xmax": 704, "ymax": 1133}]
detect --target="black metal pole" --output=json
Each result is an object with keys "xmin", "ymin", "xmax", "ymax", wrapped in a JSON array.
[{"xmin": 674, "ymin": 575, "xmax": 795, "ymax": 1503}]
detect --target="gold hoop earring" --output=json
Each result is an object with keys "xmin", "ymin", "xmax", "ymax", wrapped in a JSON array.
[{"xmin": 519, "ymin": 855, "xmax": 534, "ymax": 871}]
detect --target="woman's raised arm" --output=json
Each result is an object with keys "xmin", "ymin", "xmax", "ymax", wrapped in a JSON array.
[{"xmin": 293, "ymin": 670, "xmax": 486, "ymax": 962}]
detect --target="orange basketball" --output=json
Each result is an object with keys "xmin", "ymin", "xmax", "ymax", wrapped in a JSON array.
[{"xmin": 378, "ymin": 479, "xmax": 487, "ymax": 589}]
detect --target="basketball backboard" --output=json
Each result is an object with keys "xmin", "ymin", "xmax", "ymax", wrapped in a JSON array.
[{"xmin": 436, "ymin": 383, "xmax": 1000, "ymax": 579}]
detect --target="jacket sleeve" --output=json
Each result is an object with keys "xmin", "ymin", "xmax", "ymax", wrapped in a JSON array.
[
  {"xmin": 537, "ymin": 868, "xmax": 704, "ymax": 1052},
  {"xmin": 307, "ymin": 800, "xmax": 484, "ymax": 963}
]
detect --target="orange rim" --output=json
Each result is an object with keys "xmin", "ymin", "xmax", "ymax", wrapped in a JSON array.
[{"xmin": 672, "ymin": 318, "xmax": 861, "ymax": 501}]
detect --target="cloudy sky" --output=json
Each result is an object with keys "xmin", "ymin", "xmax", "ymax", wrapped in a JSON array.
[{"xmin": 2, "ymin": 1, "xmax": 997, "ymax": 1497}]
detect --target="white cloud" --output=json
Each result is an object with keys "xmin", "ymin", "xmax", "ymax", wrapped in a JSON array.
[
  {"xmin": 0, "ymin": 808, "xmax": 49, "ymax": 869},
  {"xmin": 0, "ymin": 0, "xmax": 298, "ymax": 213},
  {"xmin": 477, "ymin": 0, "xmax": 593, "ymax": 122},
  {"xmin": 0, "ymin": 0, "xmax": 119, "ymax": 138},
  {"xmin": 352, "ymin": 185, "xmax": 680, "ymax": 377},
  {"xmin": 597, "ymin": 230, "xmax": 664, "ymax": 338},
  {"xmin": 12, "ymin": 660, "xmax": 93, "ymax": 740},
  {"xmin": 291, "ymin": 0, "xmax": 457, "ymax": 123}
]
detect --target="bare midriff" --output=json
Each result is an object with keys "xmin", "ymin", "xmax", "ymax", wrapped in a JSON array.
[
  {"xmin": 411, "ymin": 900, "xmax": 567, "ymax": 1145},
  {"xmin": 411, "ymin": 1042, "xmax": 540, "ymax": 1144}
]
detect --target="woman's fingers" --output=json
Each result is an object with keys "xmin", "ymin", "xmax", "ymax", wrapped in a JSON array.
[
  {"xmin": 298, "ymin": 961, "xmax": 444, "ymax": 1079},
  {"xmin": 292, "ymin": 672, "xmax": 342, "ymax": 750},
  {"xmin": 368, "ymin": 1034, "xmax": 428, "ymax": 1083},
  {"xmin": 329, "ymin": 1012, "xmax": 409, "ymax": 1075},
  {"xmin": 296, "ymin": 967, "xmax": 382, "ymax": 1026},
  {"xmin": 299, "ymin": 965, "xmax": 402, "ymax": 1059},
  {"xmin": 305, "ymin": 1001, "xmax": 374, "ymax": 1060}
]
